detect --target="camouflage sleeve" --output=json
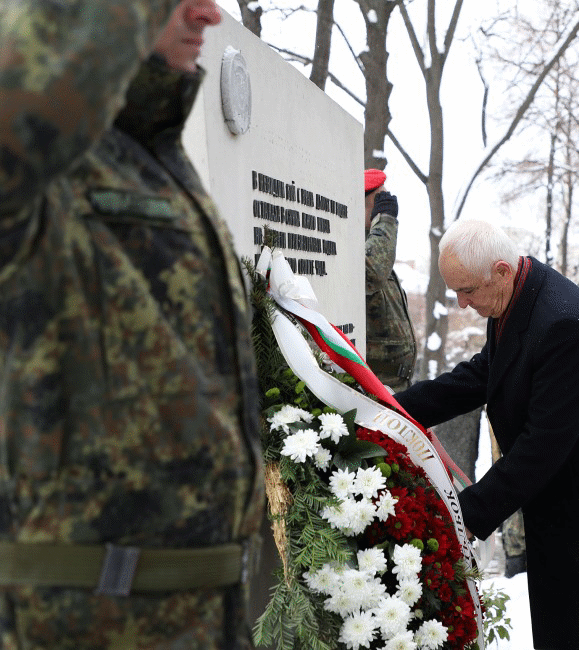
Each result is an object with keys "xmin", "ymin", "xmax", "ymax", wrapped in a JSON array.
[
  {"xmin": 365, "ymin": 212, "xmax": 398, "ymax": 294},
  {"xmin": 0, "ymin": 0, "xmax": 180, "ymax": 217}
]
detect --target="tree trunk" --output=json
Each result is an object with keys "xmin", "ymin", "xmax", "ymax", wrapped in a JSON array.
[
  {"xmin": 560, "ymin": 126, "xmax": 574, "ymax": 276},
  {"xmin": 310, "ymin": 0, "xmax": 335, "ymax": 90},
  {"xmin": 545, "ymin": 131, "xmax": 556, "ymax": 266},
  {"xmin": 433, "ymin": 408, "xmax": 482, "ymax": 482},
  {"xmin": 360, "ymin": 2, "xmax": 396, "ymax": 168},
  {"xmin": 560, "ymin": 181, "xmax": 572, "ymax": 276},
  {"xmin": 561, "ymin": 102, "xmax": 577, "ymax": 277},
  {"xmin": 236, "ymin": 0, "xmax": 263, "ymax": 38},
  {"xmin": 420, "ymin": 65, "xmax": 448, "ymax": 378}
]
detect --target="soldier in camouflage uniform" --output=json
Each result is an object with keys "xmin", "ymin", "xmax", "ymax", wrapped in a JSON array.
[
  {"xmin": 365, "ymin": 169, "xmax": 417, "ymax": 392},
  {"xmin": 0, "ymin": 1, "xmax": 264, "ymax": 648},
  {"xmin": 502, "ymin": 509, "xmax": 527, "ymax": 577},
  {"xmin": 490, "ymin": 425, "xmax": 527, "ymax": 577}
]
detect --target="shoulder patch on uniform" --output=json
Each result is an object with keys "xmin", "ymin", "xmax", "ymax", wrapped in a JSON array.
[{"xmin": 87, "ymin": 190, "xmax": 176, "ymax": 220}]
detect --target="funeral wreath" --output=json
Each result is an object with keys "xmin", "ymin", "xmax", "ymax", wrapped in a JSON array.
[{"xmin": 245, "ymin": 246, "xmax": 509, "ymax": 650}]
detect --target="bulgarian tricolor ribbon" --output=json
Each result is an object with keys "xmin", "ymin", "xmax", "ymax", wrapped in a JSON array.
[
  {"xmin": 258, "ymin": 246, "xmax": 474, "ymax": 491},
  {"xmin": 256, "ymin": 246, "xmax": 490, "ymax": 649}
]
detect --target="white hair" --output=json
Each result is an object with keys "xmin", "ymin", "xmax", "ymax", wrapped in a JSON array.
[{"xmin": 439, "ymin": 219, "xmax": 519, "ymax": 279}]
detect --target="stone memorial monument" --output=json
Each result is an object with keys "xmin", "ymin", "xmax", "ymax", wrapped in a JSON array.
[
  {"xmin": 182, "ymin": 10, "xmax": 365, "ymax": 638},
  {"xmin": 183, "ymin": 9, "xmax": 365, "ymax": 351}
]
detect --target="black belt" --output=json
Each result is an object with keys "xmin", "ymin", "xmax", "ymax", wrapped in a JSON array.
[
  {"xmin": 0, "ymin": 541, "xmax": 249, "ymax": 597},
  {"xmin": 370, "ymin": 360, "xmax": 413, "ymax": 381}
]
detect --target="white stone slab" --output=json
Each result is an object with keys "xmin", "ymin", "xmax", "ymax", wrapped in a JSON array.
[{"xmin": 183, "ymin": 10, "xmax": 366, "ymax": 352}]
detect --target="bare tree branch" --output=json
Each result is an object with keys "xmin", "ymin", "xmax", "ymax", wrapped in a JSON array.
[
  {"xmin": 333, "ymin": 20, "xmax": 365, "ymax": 76},
  {"xmin": 386, "ymin": 129, "xmax": 428, "ymax": 183},
  {"xmin": 266, "ymin": 43, "xmax": 366, "ymax": 106},
  {"xmin": 274, "ymin": 4, "xmax": 314, "ymax": 19},
  {"xmin": 454, "ymin": 13, "xmax": 579, "ymax": 220},
  {"xmin": 398, "ymin": 2, "xmax": 426, "ymax": 76},
  {"xmin": 474, "ymin": 52, "xmax": 489, "ymax": 147},
  {"xmin": 427, "ymin": 0, "xmax": 438, "ymax": 64},
  {"xmin": 441, "ymin": 0, "xmax": 464, "ymax": 63},
  {"xmin": 327, "ymin": 72, "xmax": 366, "ymax": 106},
  {"xmin": 267, "ymin": 44, "xmax": 312, "ymax": 66}
]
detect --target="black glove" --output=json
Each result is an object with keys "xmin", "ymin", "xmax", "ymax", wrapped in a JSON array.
[{"xmin": 371, "ymin": 191, "xmax": 398, "ymax": 219}]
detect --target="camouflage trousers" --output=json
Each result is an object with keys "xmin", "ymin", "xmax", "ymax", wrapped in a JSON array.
[
  {"xmin": 502, "ymin": 509, "xmax": 526, "ymax": 558},
  {"xmin": 367, "ymin": 352, "xmax": 415, "ymax": 393},
  {"xmin": 377, "ymin": 375, "xmax": 411, "ymax": 393},
  {"xmin": 487, "ymin": 421, "xmax": 526, "ymax": 560},
  {"xmin": 0, "ymin": 584, "xmax": 253, "ymax": 650}
]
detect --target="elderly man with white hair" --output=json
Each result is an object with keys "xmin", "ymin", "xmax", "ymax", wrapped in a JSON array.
[{"xmin": 395, "ymin": 219, "xmax": 579, "ymax": 650}]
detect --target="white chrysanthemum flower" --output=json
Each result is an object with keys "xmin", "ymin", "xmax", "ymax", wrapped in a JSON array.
[
  {"xmin": 365, "ymin": 575, "xmax": 388, "ymax": 607},
  {"xmin": 376, "ymin": 490, "xmax": 398, "ymax": 521},
  {"xmin": 392, "ymin": 544, "xmax": 422, "ymax": 580},
  {"xmin": 280, "ymin": 428, "xmax": 320, "ymax": 463},
  {"xmin": 318, "ymin": 412, "xmax": 349, "ymax": 443},
  {"xmin": 322, "ymin": 497, "xmax": 377, "ymax": 536},
  {"xmin": 372, "ymin": 595, "xmax": 412, "ymax": 638},
  {"xmin": 339, "ymin": 610, "xmax": 377, "ymax": 650},
  {"xmin": 347, "ymin": 498, "xmax": 377, "ymax": 536},
  {"xmin": 314, "ymin": 447, "xmax": 332, "ymax": 471},
  {"xmin": 353, "ymin": 466, "xmax": 387, "ymax": 499},
  {"xmin": 329, "ymin": 468, "xmax": 356, "ymax": 499},
  {"xmin": 383, "ymin": 630, "xmax": 417, "ymax": 650},
  {"xmin": 300, "ymin": 412, "xmax": 315, "ymax": 423},
  {"xmin": 396, "ymin": 577, "xmax": 422, "ymax": 606},
  {"xmin": 303, "ymin": 564, "xmax": 341, "ymax": 595},
  {"xmin": 338, "ymin": 569, "xmax": 385, "ymax": 611},
  {"xmin": 342, "ymin": 568, "xmax": 371, "ymax": 589},
  {"xmin": 357, "ymin": 547, "xmax": 388, "ymax": 575},
  {"xmin": 325, "ymin": 590, "xmax": 359, "ymax": 617},
  {"xmin": 322, "ymin": 497, "xmax": 357, "ymax": 530},
  {"xmin": 414, "ymin": 619, "xmax": 448, "ymax": 649},
  {"xmin": 267, "ymin": 405, "xmax": 313, "ymax": 433}
]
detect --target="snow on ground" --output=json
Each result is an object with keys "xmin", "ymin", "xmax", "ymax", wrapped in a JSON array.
[
  {"xmin": 481, "ymin": 573, "xmax": 533, "ymax": 649},
  {"xmin": 477, "ymin": 416, "xmax": 534, "ymax": 649}
]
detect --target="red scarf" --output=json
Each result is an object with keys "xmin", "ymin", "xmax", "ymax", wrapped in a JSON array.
[{"xmin": 495, "ymin": 256, "xmax": 532, "ymax": 342}]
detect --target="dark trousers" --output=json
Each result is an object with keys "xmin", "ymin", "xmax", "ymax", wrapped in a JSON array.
[{"xmin": 525, "ymin": 517, "xmax": 579, "ymax": 650}]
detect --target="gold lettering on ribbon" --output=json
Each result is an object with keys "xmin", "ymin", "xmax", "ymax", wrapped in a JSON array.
[
  {"xmin": 443, "ymin": 488, "xmax": 466, "ymax": 537},
  {"xmin": 371, "ymin": 414, "xmax": 436, "ymax": 462}
]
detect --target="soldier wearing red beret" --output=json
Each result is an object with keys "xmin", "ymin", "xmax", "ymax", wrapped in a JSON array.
[{"xmin": 364, "ymin": 169, "xmax": 417, "ymax": 391}]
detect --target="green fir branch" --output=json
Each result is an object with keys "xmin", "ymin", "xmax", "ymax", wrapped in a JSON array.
[
  {"xmin": 254, "ymin": 580, "xmax": 296, "ymax": 650},
  {"xmin": 245, "ymin": 245, "xmax": 506, "ymax": 650}
]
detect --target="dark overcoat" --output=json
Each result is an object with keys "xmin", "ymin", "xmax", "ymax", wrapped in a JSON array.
[{"xmin": 396, "ymin": 257, "xmax": 579, "ymax": 650}]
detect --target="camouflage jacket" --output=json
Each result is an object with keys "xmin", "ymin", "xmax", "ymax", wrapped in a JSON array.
[
  {"xmin": 365, "ymin": 212, "xmax": 417, "ymax": 390},
  {"xmin": 0, "ymin": 2, "xmax": 264, "ymax": 648}
]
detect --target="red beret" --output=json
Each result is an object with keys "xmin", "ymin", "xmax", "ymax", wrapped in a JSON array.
[{"xmin": 364, "ymin": 168, "xmax": 387, "ymax": 193}]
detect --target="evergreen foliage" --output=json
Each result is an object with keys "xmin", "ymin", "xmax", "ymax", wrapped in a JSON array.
[
  {"xmin": 244, "ymin": 242, "xmax": 509, "ymax": 650},
  {"xmin": 243, "ymin": 253, "xmax": 362, "ymax": 649}
]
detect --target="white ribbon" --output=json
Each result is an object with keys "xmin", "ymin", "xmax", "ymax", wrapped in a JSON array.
[
  {"xmin": 260, "ymin": 247, "xmax": 319, "ymax": 309},
  {"xmin": 258, "ymin": 247, "xmax": 487, "ymax": 648},
  {"xmin": 271, "ymin": 310, "xmax": 485, "ymax": 649}
]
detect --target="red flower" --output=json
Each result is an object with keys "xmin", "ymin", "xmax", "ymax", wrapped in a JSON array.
[
  {"xmin": 355, "ymin": 424, "xmax": 482, "ymax": 649},
  {"xmin": 439, "ymin": 582, "xmax": 454, "ymax": 602}
]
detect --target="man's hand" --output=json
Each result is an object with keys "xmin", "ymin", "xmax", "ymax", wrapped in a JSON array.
[{"xmin": 371, "ymin": 191, "xmax": 398, "ymax": 219}]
